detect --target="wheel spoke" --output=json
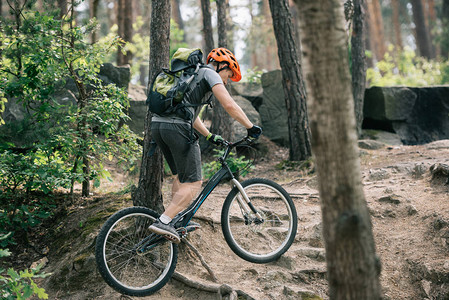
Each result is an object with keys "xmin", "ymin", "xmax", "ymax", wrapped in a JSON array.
[
  {"xmin": 96, "ymin": 207, "xmax": 178, "ymax": 296},
  {"xmin": 222, "ymin": 179, "xmax": 297, "ymax": 263}
]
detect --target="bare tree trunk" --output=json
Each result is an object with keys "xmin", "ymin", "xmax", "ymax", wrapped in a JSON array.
[
  {"xmin": 117, "ymin": 0, "xmax": 125, "ymax": 65},
  {"xmin": 0, "ymin": 0, "xmax": 2, "ymax": 59},
  {"xmin": 411, "ymin": 0, "xmax": 434, "ymax": 59},
  {"xmin": 217, "ymin": 0, "xmax": 227, "ymax": 47},
  {"xmin": 294, "ymin": 0, "xmax": 382, "ymax": 298},
  {"xmin": 90, "ymin": 0, "xmax": 100, "ymax": 44},
  {"xmin": 172, "ymin": 0, "xmax": 185, "ymax": 42},
  {"xmin": 351, "ymin": 0, "xmax": 367, "ymax": 138},
  {"xmin": 133, "ymin": 0, "xmax": 170, "ymax": 213},
  {"xmin": 268, "ymin": 0, "xmax": 311, "ymax": 161},
  {"xmin": 392, "ymin": 0, "xmax": 402, "ymax": 50},
  {"xmin": 442, "ymin": 0, "xmax": 449, "ymax": 58},
  {"xmin": 367, "ymin": 0, "xmax": 385, "ymax": 61},
  {"xmin": 210, "ymin": 0, "xmax": 234, "ymax": 142},
  {"xmin": 200, "ymin": 0, "xmax": 214, "ymax": 56},
  {"xmin": 116, "ymin": 0, "xmax": 133, "ymax": 65},
  {"xmin": 58, "ymin": 0, "xmax": 68, "ymax": 19}
]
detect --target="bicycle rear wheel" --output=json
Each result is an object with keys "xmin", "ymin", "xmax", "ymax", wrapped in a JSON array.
[
  {"xmin": 221, "ymin": 178, "xmax": 297, "ymax": 263},
  {"xmin": 95, "ymin": 206, "xmax": 178, "ymax": 296}
]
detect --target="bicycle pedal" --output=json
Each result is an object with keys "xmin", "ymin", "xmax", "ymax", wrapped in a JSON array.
[
  {"xmin": 163, "ymin": 234, "xmax": 181, "ymax": 244},
  {"xmin": 176, "ymin": 227, "xmax": 187, "ymax": 236}
]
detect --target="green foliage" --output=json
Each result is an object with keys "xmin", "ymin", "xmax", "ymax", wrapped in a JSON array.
[
  {"xmin": 0, "ymin": 234, "xmax": 50, "ymax": 299},
  {"xmin": 202, "ymin": 149, "xmax": 253, "ymax": 179},
  {"xmin": 0, "ymin": 3, "xmax": 141, "ymax": 245},
  {"xmin": 242, "ymin": 67, "xmax": 264, "ymax": 84},
  {"xmin": 367, "ymin": 46, "xmax": 449, "ymax": 87}
]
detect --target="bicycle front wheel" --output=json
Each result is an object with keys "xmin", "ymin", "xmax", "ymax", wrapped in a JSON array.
[
  {"xmin": 95, "ymin": 206, "xmax": 178, "ymax": 296},
  {"xmin": 221, "ymin": 178, "xmax": 298, "ymax": 263}
]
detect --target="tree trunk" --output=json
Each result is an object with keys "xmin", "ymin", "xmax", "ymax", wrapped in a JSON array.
[
  {"xmin": 172, "ymin": 0, "xmax": 185, "ymax": 42},
  {"xmin": 294, "ymin": 0, "xmax": 382, "ymax": 298},
  {"xmin": 58, "ymin": 0, "xmax": 68, "ymax": 19},
  {"xmin": 133, "ymin": 0, "xmax": 170, "ymax": 213},
  {"xmin": 217, "ymin": 0, "xmax": 227, "ymax": 47},
  {"xmin": 123, "ymin": 0, "xmax": 133, "ymax": 63},
  {"xmin": 116, "ymin": 0, "xmax": 133, "ymax": 65},
  {"xmin": 442, "ymin": 0, "xmax": 449, "ymax": 58},
  {"xmin": 351, "ymin": 0, "xmax": 367, "ymax": 138},
  {"xmin": 392, "ymin": 0, "xmax": 402, "ymax": 49},
  {"xmin": 90, "ymin": 0, "xmax": 100, "ymax": 44},
  {"xmin": 411, "ymin": 0, "xmax": 434, "ymax": 59},
  {"xmin": 268, "ymin": 0, "xmax": 311, "ymax": 161},
  {"xmin": 367, "ymin": 0, "xmax": 385, "ymax": 61},
  {"xmin": 200, "ymin": 0, "xmax": 214, "ymax": 56},
  {"xmin": 117, "ymin": 0, "xmax": 125, "ymax": 65},
  {"xmin": 210, "ymin": 0, "xmax": 234, "ymax": 142}
]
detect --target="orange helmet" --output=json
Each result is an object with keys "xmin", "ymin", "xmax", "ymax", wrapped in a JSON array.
[{"xmin": 207, "ymin": 48, "xmax": 242, "ymax": 82}]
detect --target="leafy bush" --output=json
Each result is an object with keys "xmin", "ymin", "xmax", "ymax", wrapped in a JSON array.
[
  {"xmin": 0, "ymin": 3, "xmax": 142, "ymax": 245},
  {"xmin": 0, "ymin": 234, "xmax": 49, "ymax": 299},
  {"xmin": 202, "ymin": 149, "xmax": 254, "ymax": 179},
  {"xmin": 367, "ymin": 46, "xmax": 449, "ymax": 87}
]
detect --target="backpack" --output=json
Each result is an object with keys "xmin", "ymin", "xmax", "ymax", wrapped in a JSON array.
[{"xmin": 146, "ymin": 48, "xmax": 209, "ymax": 121}]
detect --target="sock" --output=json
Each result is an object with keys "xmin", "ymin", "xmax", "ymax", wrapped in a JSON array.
[{"xmin": 159, "ymin": 214, "xmax": 172, "ymax": 225}]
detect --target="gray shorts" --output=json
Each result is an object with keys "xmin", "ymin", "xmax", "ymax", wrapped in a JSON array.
[{"xmin": 151, "ymin": 122, "xmax": 202, "ymax": 183}]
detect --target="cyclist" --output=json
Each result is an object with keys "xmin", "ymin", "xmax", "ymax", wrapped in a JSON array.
[{"xmin": 148, "ymin": 47, "xmax": 262, "ymax": 243}]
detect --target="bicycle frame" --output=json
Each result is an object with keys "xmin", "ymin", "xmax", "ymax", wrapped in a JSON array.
[{"xmin": 172, "ymin": 137, "xmax": 262, "ymax": 229}]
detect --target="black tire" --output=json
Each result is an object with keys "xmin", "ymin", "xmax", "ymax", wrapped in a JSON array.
[
  {"xmin": 95, "ymin": 206, "xmax": 178, "ymax": 296},
  {"xmin": 221, "ymin": 178, "xmax": 298, "ymax": 263}
]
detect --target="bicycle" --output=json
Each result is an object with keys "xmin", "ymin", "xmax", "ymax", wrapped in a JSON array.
[{"xmin": 95, "ymin": 137, "xmax": 298, "ymax": 297}]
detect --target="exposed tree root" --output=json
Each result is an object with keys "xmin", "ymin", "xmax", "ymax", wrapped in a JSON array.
[
  {"xmin": 183, "ymin": 239, "xmax": 218, "ymax": 282},
  {"xmin": 171, "ymin": 271, "xmax": 255, "ymax": 300},
  {"xmin": 177, "ymin": 239, "xmax": 255, "ymax": 299}
]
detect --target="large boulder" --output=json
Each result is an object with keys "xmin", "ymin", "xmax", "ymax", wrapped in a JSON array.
[
  {"xmin": 364, "ymin": 86, "xmax": 449, "ymax": 145},
  {"xmin": 2, "ymin": 63, "xmax": 131, "ymax": 124},
  {"xmin": 230, "ymin": 82, "xmax": 264, "ymax": 110},
  {"xmin": 258, "ymin": 70, "xmax": 289, "ymax": 146},
  {"xmin": 232, "ymin": 95, "xmax": 261, "ymax": 139}
]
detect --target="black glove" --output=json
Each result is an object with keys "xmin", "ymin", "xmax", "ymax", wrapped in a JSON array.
[
  {"xmin": 206, "ymin": 133, "xmax": 225, "ymax": 146},
  {"xmin": 247, "ymin": 125, "xmax": 262, "ymax": 139}
]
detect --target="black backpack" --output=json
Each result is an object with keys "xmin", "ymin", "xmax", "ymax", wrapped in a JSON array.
[{"xmin": 146, "ymin": 48, "xmax": 209, "ymax": 121}]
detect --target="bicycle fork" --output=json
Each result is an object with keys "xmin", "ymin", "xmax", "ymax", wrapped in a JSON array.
[{"xmin": 231, "ymin": 179, "xmax": 264, "ymax": 224}]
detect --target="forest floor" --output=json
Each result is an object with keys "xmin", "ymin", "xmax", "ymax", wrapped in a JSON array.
[{"xmin": 4, "ymin": 134, "xmax": 449, "ymax": 300}]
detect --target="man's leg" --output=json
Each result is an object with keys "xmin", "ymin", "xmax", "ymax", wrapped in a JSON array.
[
  {"xmin": 163, "ymin": 176, "xmax": 202, "ymax": 219},
  {"xmin": 149, "ymin": 177, "xmax": 201, "ymax": 243}
]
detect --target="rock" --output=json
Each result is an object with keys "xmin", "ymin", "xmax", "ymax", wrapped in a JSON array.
[
  {"xmin": 364, "ymin": 86, "xmax": 449, "ymax": 145},
  {"xmin": 270, "ymin": 255, "xmax": 295, "ymax": 270},
  {"xmin": 230, "ymin": 82, "xmax": 263, "ymax": 110},
  {"xmin": 307, "ymin": 223, "xmax": 324, "ymax": 248},
  {"xmin": 283, "ymin": 285, "xmax": 323, "ymax": 300},
  {"xmin": 258, "ymin": 70, "xmax": 289, "ymax": 146},
  {"xmin": 358, "ymin": 139, "xmax": 385, "ymax": 150},
  {"xmin": 427, "ymin": 139, "xmax": 449, "ymax": 149},
  {"xmin": 295, "ymin": 247, "xmax": 326, "ymax": 262},
  {"xmin": 368, "ymin": 168, "xmax": 391, "ymax": 181},
  {"xmin": 378, "ymin": 195, "xmax": 402, "ymax": 205},
  {"xmin": 30, "ymin": 257, "xmax": 49, "ymax": 269},
  {"xmin": 362, "ymin": 130, "xmax": 403, "ymax": 146},
  {"xmin": 406, "ymin": 204, "xmax": 418, "ymax": 216},
  {"xmin": 412, "ymin": 163, "xmax": 428, "ymax": 179},
  {"xmin": 232, "ymin": 96, "xmax": 261, "ymax": 139}
]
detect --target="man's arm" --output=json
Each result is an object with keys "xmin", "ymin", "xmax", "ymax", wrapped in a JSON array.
[
  {"xmin": 211, "ymin": 83, "xmax": 254, "ymax": 129},
  {"xmin": 193, "ymin": 116, "xmax": 211, "ymax": 137}
]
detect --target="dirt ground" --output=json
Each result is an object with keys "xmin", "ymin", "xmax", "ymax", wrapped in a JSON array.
[{"xmin": 5, "ymin": 135, "xmax": 449, "ymax": 300}]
